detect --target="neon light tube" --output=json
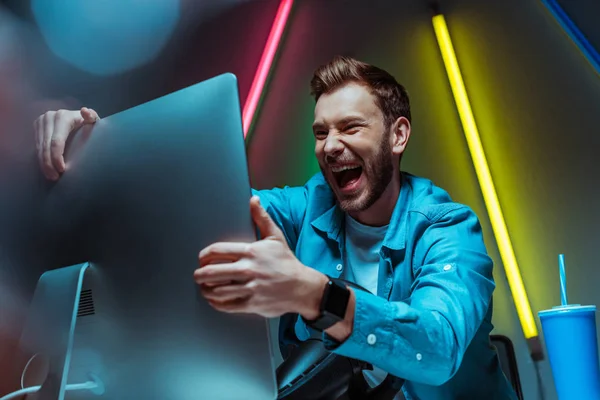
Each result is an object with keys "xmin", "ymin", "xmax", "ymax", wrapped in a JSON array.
[
  {"xmin": 541, "ymin": 0, "xmax": 600, "ymax": 74},
  {"xmin": 242, "ymin": 0, "xmax": 294, "ymax": 138},
  {"xmin": 432, "ymin": 14, "xmax": 539, "ymax": 340}
]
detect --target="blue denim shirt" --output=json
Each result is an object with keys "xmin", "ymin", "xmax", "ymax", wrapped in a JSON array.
[{"xmin": 254, "ymin": 172, "xmax": 516, "ymax": 399}]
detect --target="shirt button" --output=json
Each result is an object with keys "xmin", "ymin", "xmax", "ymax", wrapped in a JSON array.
[
  {"xmin": 416, "ymin": 353, "xmax": 422, "ymax": 361},
  {"xmin": 367, "ymin": 334, "xmax": 377, "ymax": 345},
  {"xmin": 336, "ymin": 264, "xmax": 343, "ymax": 271},
  {"xmin": 443, "ymin": 264, "xmax": 452, "ymax": 271}
]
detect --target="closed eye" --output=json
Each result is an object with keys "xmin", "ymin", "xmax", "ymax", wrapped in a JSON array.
[
  {"xmin": 342, "ymin": 124, "xmax": 362, "ymax": 133},
  {"xmin": 314, "ymin": 130, "xmax": 328, "ymax": 140}
]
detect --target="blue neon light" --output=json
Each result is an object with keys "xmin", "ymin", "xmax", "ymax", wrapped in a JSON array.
[{"xmin": 542, "ymin": 0, "xmax": 600, "ymax": 73}]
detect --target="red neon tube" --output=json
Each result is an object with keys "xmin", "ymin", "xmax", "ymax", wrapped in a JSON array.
[{"xmin": 242, "ymin": 0, "xmax": 294, "ymax": 137}]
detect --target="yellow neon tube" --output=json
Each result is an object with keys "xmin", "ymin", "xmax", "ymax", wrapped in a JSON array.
[{"xmin": 432, "ymin": 14, "xmax": 538, "ymax": 339}]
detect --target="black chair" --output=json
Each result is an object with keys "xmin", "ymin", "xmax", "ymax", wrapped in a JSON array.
[
  {"xmin": 490, "ymin": 334, "xmax": 524, "ymax": 400},
  {"xmin": 276, "ymin": 280, "xmax": 403, "ymax": 400}
]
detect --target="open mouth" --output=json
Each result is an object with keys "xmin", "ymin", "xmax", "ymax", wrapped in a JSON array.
[{"xmin": 331, "ymin": 164, "xmax": 363, "ymax": 191}]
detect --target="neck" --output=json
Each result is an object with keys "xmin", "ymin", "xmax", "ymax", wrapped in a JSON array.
[{"xmin": 349, "ymin": 170, "xmax": 401, "ymax": 227}]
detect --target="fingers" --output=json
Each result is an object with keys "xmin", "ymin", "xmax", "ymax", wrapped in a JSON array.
[
  {"xmin": 203, "ymin": 280, "xmax": 234, "ymax": 287},
  {"xmin": 193, "ymin": 262, "xmax": 253, "ymax": 284},
  {"xmin": 41, "ymin": 112, "xmax": 57, "ymax": 180},
  {"xmin": 200, "ymin": 282, "xmax": 253, "ymax": 304},
  {"xmin": 50, "ymin": 110, "xmax": 82, "ymax": 174},
  {"xmin": 195, "ymin": 261, "xmax": 255, "ymax": 313},
  {"xmin": 206, "ymin": 297, "xmax": 250, "ymax": 314},
  {"xmin": 198, "ymin": 242, "xmax": 252, "ymax": 267},
  {"xmin": 80, "ymin": 107, "xmax": 99, "ymax": 123},
  {"xmin": 33, "ymin": 107, "xmax": 99, "ymax": 180},
  {"xmin": 34, "ymin": 117, "xmax": 43, "ymax": 165}
]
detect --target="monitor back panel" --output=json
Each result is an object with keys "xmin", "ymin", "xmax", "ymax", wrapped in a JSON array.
[{"xmin": 42, "ymin": 73, "xmax": 276, "ymax": 400}]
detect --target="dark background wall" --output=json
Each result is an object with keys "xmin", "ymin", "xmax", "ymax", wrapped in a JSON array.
[{"xmin": 2, "ymin": 0, "xmax": 600, "ymax": 399}]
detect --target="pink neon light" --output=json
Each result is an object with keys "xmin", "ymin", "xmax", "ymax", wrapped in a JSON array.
[{"xmin": 242, "ymin": 0, "xmax": 293, "ymax": 137}]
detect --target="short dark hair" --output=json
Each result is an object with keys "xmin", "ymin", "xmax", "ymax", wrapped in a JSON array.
[{"xmin": 310, "ymin": 55, "xmax": 411, "ymax": 128}]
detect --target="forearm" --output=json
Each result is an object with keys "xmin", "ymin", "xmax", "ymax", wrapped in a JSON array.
[
  {"xmin": 296, "ymin": 289, "xmax": 460, "ymax": 386},
  {"xmin": 291, "ymin": 261, "xmax": 480, "ymax": 386}
]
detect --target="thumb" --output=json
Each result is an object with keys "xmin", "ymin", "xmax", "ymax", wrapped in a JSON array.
[{"xmin": 250, "ymin": 196, "xmax": 285, "ymax": 241}]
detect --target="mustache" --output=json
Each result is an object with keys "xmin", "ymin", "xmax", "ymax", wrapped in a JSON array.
[{"xmin": 325, "ymin": 155, "xmax": 361, "ymax": 165}]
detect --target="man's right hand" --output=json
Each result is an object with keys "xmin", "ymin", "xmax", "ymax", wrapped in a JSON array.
[{"xmin": 34, "ymin": 107, "xmax": 100, "ymax": 181}]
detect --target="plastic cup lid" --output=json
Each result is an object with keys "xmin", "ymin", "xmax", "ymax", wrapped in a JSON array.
[{"xmin": 538, "ymin": 304, "xmax": 596, "ymax": 317}]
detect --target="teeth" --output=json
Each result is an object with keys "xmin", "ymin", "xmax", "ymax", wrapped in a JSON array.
[{"xmin": 331, "ymin": 165, "xmax": 360, "ymax": 173}]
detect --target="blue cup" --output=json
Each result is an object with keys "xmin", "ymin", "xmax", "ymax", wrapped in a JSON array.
[{"xmin": 539, "ymin": 304, "xmax": 600, "ymax": 399}]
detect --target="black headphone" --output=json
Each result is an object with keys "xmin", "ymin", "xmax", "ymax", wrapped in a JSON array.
[{"xmin": 275, "ymin": 280, "xmax": 404, "ymax": 400}]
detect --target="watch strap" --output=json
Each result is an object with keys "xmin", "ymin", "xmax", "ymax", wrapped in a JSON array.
[{"xmin": 302, "ymin": 277, "xmax": 350, "ymax": 332}]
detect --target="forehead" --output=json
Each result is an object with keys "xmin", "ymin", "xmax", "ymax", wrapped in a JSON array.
[{"xmin": 313, "ymin": 82, "xmax": 381, "ymax": 125}]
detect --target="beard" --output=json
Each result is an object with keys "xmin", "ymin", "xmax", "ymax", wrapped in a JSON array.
[{"xmin": 320, "ymin": 135, "xmax": 394, "ymax": 213}]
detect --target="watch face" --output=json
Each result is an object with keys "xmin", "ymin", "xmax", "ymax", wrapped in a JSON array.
[{"xmin": 323, "ymin": 280, "xmax": 350, "ymax": 319}]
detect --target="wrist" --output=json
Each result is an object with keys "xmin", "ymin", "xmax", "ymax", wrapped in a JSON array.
[
  {"xmin": 298, "ymin": 273, "xmax": 352, "ymax": 335},
  {"xmin": 324, "ymin": 287, "xmax": 355, "ymax": 341},
  {"xmin": 295, "ymin": 267, "xmax": 328, "ymax": 320}
]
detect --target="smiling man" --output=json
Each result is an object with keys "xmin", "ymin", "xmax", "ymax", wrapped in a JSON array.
[{"xmin": 34, "ymin": 56, "xmax": 516, "ymax": 399}]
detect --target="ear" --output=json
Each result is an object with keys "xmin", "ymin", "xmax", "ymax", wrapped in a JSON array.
[{"xmin": 391, "ymin": 116, "xmax": 411, "ymax": 156}]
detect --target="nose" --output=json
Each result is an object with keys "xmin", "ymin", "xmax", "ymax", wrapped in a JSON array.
[{"xmin": 323, "ymin": 133, "xmax": 344, "ymax": 158}]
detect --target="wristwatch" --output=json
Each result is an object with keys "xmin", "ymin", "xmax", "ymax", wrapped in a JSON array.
[{"xmin": 303, "ymin": 277, "xmax": 350, "ymax": 331}]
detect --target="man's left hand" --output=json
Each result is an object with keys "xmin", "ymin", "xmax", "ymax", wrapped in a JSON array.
[{"xmin": 194, "ymin": 196, "xmax": 328, "ymax": 319}]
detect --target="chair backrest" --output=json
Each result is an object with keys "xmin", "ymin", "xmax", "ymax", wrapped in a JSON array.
[{"xmin": 490, "ymin": 334, "xmax": 524, "ymax": 400}]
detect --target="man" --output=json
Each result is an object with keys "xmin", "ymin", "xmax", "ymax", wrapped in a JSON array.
[{"xmin": 34, "ymin": 56, "xmax": 516, "ymax": 399}]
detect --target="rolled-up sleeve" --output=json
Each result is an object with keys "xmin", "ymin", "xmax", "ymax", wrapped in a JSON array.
[{"xmin": 321, "ymin": 205, "xmax": 496, "ymax": 386}]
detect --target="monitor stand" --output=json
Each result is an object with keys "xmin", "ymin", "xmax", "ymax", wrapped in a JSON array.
[{"xmin": 18, "ymin": 262, "xmax": 91, "ymax": 400}]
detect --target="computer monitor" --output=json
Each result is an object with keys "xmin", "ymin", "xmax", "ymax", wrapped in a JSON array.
[{"xmin": 14, "ymin": 73, "xmax": 277, "ymax": 400}]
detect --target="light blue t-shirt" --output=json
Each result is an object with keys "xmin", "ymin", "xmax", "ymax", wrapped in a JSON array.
[{"xmin": 343, "ymin": 214, "xmax": 392, "ymax": 391}]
